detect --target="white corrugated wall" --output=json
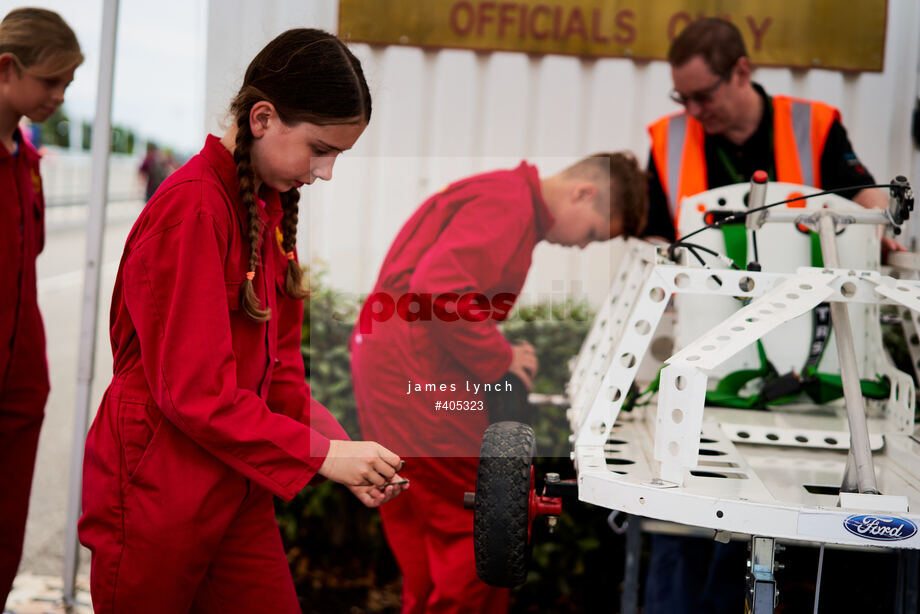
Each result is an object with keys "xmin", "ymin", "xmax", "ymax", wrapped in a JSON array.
[{"xmin": 205, "ymin": 0, "xmax": 920, "ymax": 306}]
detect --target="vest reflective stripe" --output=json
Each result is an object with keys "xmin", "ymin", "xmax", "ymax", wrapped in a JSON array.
[
  {"xmin": 648, "ymin": 95, "xmax": 840, "ymax": 231},
  {"xmin": 648, "ymin": 112, "xmax": 707, "ymax": 234},
  {"xmin": 792, "ymin": 100, "xmax": 813, "ymax": 185},
  {"xmin": 667, "ymin": 115, "xmax": 686, "ymax": 217}
]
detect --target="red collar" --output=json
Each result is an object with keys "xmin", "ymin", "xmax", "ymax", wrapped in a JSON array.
[
  {"xmin": 200, "ymin": 134, "xmax": 241, "ymax": 198},
  {"xmin": 516, "ymin": 161, "xmax": 555, "ymax": 239},
  {"xmin": 200, "ymin": 134, "xmax": 282, "ymax": 226},
  {"xmin": 0, "ymin": 127, "xmax": 40, "ymax": 163}
]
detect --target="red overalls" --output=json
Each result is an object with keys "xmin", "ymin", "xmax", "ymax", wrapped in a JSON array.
[
  {"xmin": 0, "ymin": 129, "xmax": 50, "ymax": 606},
  {"xmin": 350, "ymin": 163, "xmax": 554, "ymax": 613},
  {"xmin": 79, "ymin": 135, "xmax": 348, "ymax": 613}
]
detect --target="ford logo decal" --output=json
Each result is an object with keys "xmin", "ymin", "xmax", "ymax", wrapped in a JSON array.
[{"xmin": 843, "ymin": 515, "xmax": 918, "ymax": 542}]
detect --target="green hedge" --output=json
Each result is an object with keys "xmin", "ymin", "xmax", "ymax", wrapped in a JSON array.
[
  {"xmin": 276, "ymin": 270, "xmax": 624, "ymax": 613},
  {"xmin": 276, "ymin": 272, "xmax": 400, "ymax": 613}
]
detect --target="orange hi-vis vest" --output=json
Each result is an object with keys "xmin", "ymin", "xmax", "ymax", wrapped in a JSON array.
[{"xmin": 648, "ymin": 95, "xmax": 841, "ymax": 232}]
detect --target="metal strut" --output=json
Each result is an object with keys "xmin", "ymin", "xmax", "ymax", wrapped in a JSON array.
[{"xmin": 816, "ymin": 212, "xmax": 879, "ymax": 494}]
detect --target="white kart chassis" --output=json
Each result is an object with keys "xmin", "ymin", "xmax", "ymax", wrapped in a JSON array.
[{"xmin": 565, "ymin": 182, "xmax": 920, "ymax": 551}]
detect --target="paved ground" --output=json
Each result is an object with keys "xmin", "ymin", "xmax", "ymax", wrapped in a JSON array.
[
  {"xmin": 5, "ymin": 574, "xmax": 92, "ymax": 614},
  {"xmin": 12, "ymin": 202, "xmax": 142, "ymax": 604}
]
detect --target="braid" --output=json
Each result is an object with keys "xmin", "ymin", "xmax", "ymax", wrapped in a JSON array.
[
  {"xmin": 234, "ymin": 118, "xmax": 271, "ymax": 322},
  {"xmin": 225, "ymin": 28, "xmax": 373, "ymax": 315},
  {"xmin": 279, "ymin": 189, "xmax": 308, "ymax": 299}
]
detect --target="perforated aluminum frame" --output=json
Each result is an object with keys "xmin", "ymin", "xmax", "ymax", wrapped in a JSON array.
[
  {"xmin": 568, "ymin": 259, "xmax": 920, "ymax": 471},
  {"xmin": 564, "ymin": 244, "xmax": 920, "ymax": 546}
]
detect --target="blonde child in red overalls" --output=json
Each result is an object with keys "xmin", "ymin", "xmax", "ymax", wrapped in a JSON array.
[{"xmin": 0, "ymin": 8, "xmax": 83, "ymax": 609}]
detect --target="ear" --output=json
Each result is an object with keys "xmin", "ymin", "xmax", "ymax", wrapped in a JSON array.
[
  {"xmin": 734, "ymin": 56, "xmax": 752, "ymax": 85},
  {"xmin": 572, "ymin": 182, "xmax": 598, "ymax": 206},
  {"xmin": 0, "ymin": 54, "xmax": 18, "ymax": 83},
  {"xmin": 249, "ymin": 101, "xmax": 276, "ymax": 139}
]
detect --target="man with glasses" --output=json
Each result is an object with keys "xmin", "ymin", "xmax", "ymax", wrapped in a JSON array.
[
  {"xmin": 641, "ymin": 17, "xmax": 899, "ymax": 614},
  {"xmin": 643, "ymin": 17, "xmax": 891, "ymax": 246}
]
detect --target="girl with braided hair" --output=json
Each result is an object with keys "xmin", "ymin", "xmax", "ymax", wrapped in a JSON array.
[
  {"xmin": 0, "ymin": 8, "xmax": 82, "ymax": 608},
  {"xmin": 79, "ymin": 29, "xmax": 405, "ymax": 612}
]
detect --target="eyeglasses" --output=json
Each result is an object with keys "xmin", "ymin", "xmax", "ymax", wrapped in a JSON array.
[{"xmin": 669, "ymin": 71, "xmax": 731, "ymax": 107}]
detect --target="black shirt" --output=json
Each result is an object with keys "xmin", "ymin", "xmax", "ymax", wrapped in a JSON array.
[{"xmin": 643, "ymin": 83, "xmax": 875, "ymax": 242}]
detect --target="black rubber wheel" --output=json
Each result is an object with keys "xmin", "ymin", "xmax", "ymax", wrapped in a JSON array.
[
  {"xmin": 474, "ymin": 421, "xmax": 536, "ymax": 587},
  {"xmin": 484, "ymin": 372, "xmax": 532, "ymax": 424}
]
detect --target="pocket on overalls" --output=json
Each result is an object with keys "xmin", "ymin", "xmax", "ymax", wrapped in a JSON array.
[{"xmin": 118, "ymin": 398, "xmax": 164, "ymax": 483}]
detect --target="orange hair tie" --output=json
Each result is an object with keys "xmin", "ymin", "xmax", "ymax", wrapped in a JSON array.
[
  {"xmin": 286, "ymin": 251, "xmax": 295, "ymax": 261},
  {"xmin": 246, "ymin": 271, "xmax": 255, "ymax": 281}
]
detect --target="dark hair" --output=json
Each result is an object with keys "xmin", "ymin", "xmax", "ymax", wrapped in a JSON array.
[
  {"xmin": 668, "ymin": 18, "xmax": 747, "ymax": 76},
  {"xmin": 563, "ymin": 152, "xmax": 648, "ymax": 238},
  {"xmin": 230, "ymin": 28, "xmax": 371, "ymax": 321}
]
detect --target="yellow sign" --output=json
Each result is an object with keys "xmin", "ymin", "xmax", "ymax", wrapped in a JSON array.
[{"xmin": 339, "ymin": 0, "xmax": 887, "ymax": 72}]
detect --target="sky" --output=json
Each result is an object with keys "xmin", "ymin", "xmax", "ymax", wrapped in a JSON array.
[{"xmin": 1, "ymin": 0, "xmax": 207, "ymax": 156}]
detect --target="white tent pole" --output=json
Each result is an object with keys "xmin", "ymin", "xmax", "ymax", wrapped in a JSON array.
[{"xmin": 63, "ymin": 0, "xmax": 120, "ymax": 607}]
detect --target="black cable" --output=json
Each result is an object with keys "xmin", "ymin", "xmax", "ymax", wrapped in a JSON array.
[
  {"xmin": 677, "ymin": 241, "xmax": 742, "ymax": 270},
  {"xmin": 673, "ymin": 183, "xmax": 892, "ymax": 249},
  {"xmin": 678, "ymin": 242, "xmax": 734, "ymax": 288},
  {"xmin": 683, "ymin": 244, "xmax": 707, "ymax": 267}
]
